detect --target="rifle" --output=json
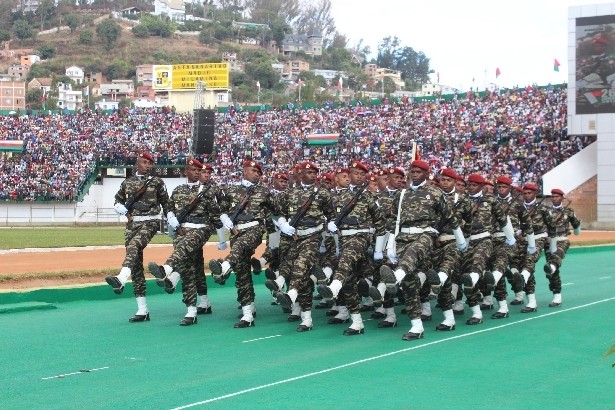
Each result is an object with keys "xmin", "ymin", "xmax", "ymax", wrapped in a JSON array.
[
  {"xmin": 552, "ymin": 199, "xmax": 573, "ymax": 226},
  {"xmin": 168, "ymin": 183, "xmax": 213, "ymax": 238},
  {"xmin": 288, "ymin": 187, "xmax": 320, "ymax": 240},
  {"xmin": 334, "ymin": 183, "xmax": 368, "ymax": 228},
  {"xmin": 125, "ymin": 176, "xmax": 154, "ymax": 221},
  {"xmin": 229, "ymin": 185, "xmax": 256, "ymax": 234}
]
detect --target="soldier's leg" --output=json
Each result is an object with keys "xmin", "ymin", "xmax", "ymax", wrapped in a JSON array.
[
  {"xmin": 508, "ymin": 241, "xmax": 526, "ymax": 305},
  {"xmin": 193, "ymin": 247, "xmax": 212, "ymax": 314},
  {"xmin": 229, "ymin": 229, "xmax": 264, "ymax": 328},
  {"xmin": 518, "ymin": 237, "xmax": 547, "ymax": 313},
  {"xmin": 461, "ymin": 238, "xmax": 493, "ymax": 325},
  {"xmin": 316, "ymin": 235, "xmax": 367, "ymax": 300},
  {"xmin": 546, "ymin": 239, "xmax": 569, "ymax": 307}
]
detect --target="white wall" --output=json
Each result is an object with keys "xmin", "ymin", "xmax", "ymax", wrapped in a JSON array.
[{"xmin": 542, "ymin": 142, "xmax": 596, "ymax": 194}]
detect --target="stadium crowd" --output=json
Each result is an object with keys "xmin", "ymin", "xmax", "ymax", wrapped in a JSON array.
[{"xmin": 0, "ymin": 85, "xmax": 594, "ymax": 201}]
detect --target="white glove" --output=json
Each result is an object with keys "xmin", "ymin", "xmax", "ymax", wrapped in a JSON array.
[
  {"xmin": 319, "ymin": 245, "xmax": 327, "ymax": 253},
  {"xmin": 114, "ymin": 203, "xmax": 128, "ymax": 215},
  {"xmin": 386, "ymin": 249, "xmax": 397, "ymax": 261},
  {"xmin": 527, "ymin": 246, "xmax": 536, "ymax": 254},
  {"xmin": 327, "ymin": 221, "xmax": 338, "ymax": 233},
  {"xmin": 220, "ymin": 213, "xmax": 234, "ymax": 230},
  {"xmin": 457, "ymin": 240, "xmax": 468, "ymax": 252},
  {"xmin": 279, "ymin": 221, "xmax": 296, "ymax": 236},
  {"xmin": 549, "ymin": 237, "xmax": 558, "ymax": 253},
  {"xmin": 526, "ymin": 233, "xmax": 536, "ymax": 254},
  {"xmin": 505, "ymin": 237, "xmax": 516, "ymax": 247},
  {"xmin": 574, "ymin": 226, "xmax": 581, "ymax": 236},
  {"xmin": 166, "ymin": 212, "xmax": 180, "ymax": 229},
  {"xmin": 218, "ymin": 242, "xmax": 228, "ymax": 250},
  {"xmin": 373, "ymin": 251, "xmax": 383, "ymax": 260}
]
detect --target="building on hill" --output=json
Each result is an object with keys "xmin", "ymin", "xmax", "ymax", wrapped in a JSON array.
[
  {"xmin": 282, "ymin": 60, "xmax": 309, "ymax": 81},
  {"xmin": 312, "ymin": 69, "xmax": 345, "ymax": 82},
  {"xmin": 100, "ymin": 80, "xmax": 134, "ymax": 100},
  {"xmin": 271, "ymin": 33, "xmax": 323, "ymax": 57},
  {"xmin": 94, "ymin": 99, "xmax": 120, "ymax": 111},
  {"xmin": 85, "ymin": 71, "xmax": 104, "ymax": 86},
  {"xmin": 136, "ymin": 65, "xmax": 153, "ymax": 87},
  {"xmin": 20, "ymin": 55, "xmax": 40, "ymax": 67},
  {"xmin": 0, "ymin": 81, "xmax": 26, "ymax": 112},
  {"xmin": 154, "ymin": 0, "xmax": 185, "ymax": 21},
  {"xmin": 222, "ymin": 53, "xmax": 244, "ymax": 72},
  {"xmin": 66, "ymin": 66, "xmax": 85, "ymax": 85},
  {"xmin": 57, "ymin": 82, "xmax": 83, "ymax": 112},
  {"xmin": 28, "ymin": 77, "xmax": 52, "ymax": 94},
  {"xmin": 363, "ymin": 63, "xmax": 405, "ymax": 90},
  {"xmin": 7, "ymin": 64, "xmax": 29, "ymax": 80}
]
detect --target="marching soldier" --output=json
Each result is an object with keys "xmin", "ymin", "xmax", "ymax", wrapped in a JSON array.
[
  {"xmin": 209, "ymin": 160, "xmax": 276, "ymax": 328},
  {"xmin": 106, "ymin": 152, "xmax": 175, "ymax": 323},
  {"xmin": 544, "ymin": 188, "xmax": 581, "ymax": 307},
  {"xmin": 148, "ymin": 158, "xmax": 221, "ymax": 325}
]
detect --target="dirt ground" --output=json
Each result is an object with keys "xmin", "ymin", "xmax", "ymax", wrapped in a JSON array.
[{"xmin": 1, "ymin": 231, "xmax": 614, "ymax": 291}]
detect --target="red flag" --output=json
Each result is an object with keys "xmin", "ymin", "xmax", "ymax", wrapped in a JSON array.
[
  {"xmin": 554, "ymin": 59, "xmax": 561, "ymax": 72},
  {"xmin": 40, "ymin": 89, "xmax": 46, "ymax": 103},
  {"xmin": 337, "ymin": 77, "xmax": 343, "ymax": 91},
  {"xmin": 495, "ymin": 67, "xmax": 501, "ymax": 78},
  {"xmin": 297, "ymin": 78, "xmax": 304, "ymax": 87}
]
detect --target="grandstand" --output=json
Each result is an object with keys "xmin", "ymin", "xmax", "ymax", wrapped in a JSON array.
[{"xmin": 0, "ymin": 85, "xmax": 598, "ymax": 225}]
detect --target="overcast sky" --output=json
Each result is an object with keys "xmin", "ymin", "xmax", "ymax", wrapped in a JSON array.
[{"xmin": 330, "ymin": 0, "xmax": 607, "ymax": 91}]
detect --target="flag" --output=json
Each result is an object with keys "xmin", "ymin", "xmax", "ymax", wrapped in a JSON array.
[
  {"xmin": 256, "ymin": 81, "xmax": 260, "ymax": 90},
  {"xmin": 496, "ymin": 67, "xmax": 501, "ymax": 78},
  {"xmin": 83, "ymin": 85, "xmax": 89, "ymax": 96},
  {"xmin": 554, "ymin": 59, "xmax": 561, "ymax": 72},
  {"xmin": 307, "ymin": 133, "xmax": 339, "ymax": 146},
  {"xmin": 40, "ymin": 88, "xmax": 46, "ymax": 110},
  {"xmin": 0, "ymin": 140, "xmax": 24, "ymax": 153},
  {"xmin": 297, "ymin": 78, "xmax": 304, "ymax": 87},
  {"xmin": 337, "ymin": 76, "xmax": 343, "ymax": 91},
  {"xmin": 437, "ymin": 72, "xmax": 440, "ymax": 83}
]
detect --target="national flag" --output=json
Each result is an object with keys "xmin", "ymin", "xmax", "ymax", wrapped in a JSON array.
[
  {"xmin": 297, "ymin": 78, "xmax": 304, "ymax": 87},
  {"xmin": 83, "ymin": 85, "xmax": 89, "ymax": 96},
  {"xmin": 256, "ymin": 81, "xmax": 260, "ymax": 90},
  {"xmin": 554, "ymin": 59, "xmax": 561, "ymax": 72},
  {"xmin": 496, "ymin": 67, "xmax": 501, "ymax": 78},
  {"xmin": 40, "ymin": 89, "xmax": 46, "ymax": 103},
  {"xmin": 0, "ymin": 140, "xmax": 24, "ymax": 153},
  {"xmin": 306, "ymin": 133, "xmax": 339, "ymax": 146},
  {"xmin": 337, "ymin": 76, "xmax": 343, "ymax": 91}
]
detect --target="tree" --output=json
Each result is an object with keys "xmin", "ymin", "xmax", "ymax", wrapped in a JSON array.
[
  {"xmin": 269, "ymin": 16, "xmax": 292, "ymax": 49},
  {"xmin": 13, "ymin": 20, "xmax": 34, "ymax": 40},
  {"xmin": 246, "ymin": 0, "xmax": 300, "ymax": 25},
  {"xmin": 293, "ymin": 0, "xmax": 335, "ymax": 44},
  {"xmin": 79, "ymin": 30, "xmax": 94, "ymax": 45},
  {"xmin": 26, "ymin": 64, "xmax": 52, "ymax": 82},
  {"xmin": 245, "ymin": 61, "xmax": 279, "ymax": 88},
  {"xmin": 36, "ymin": 44, "xmax": 56, "ymax": 60},
  {"xmin": 0, "ymin": 30, "xmax": 10, "ymax": 42},
  {"xmin": 96, "ymin": 18, "xmax": 121, "ymax": 51},
  {"xmin": 65, "ymin": 14, "xmax": 81, "ymax": 34},
  {"xmin": 37, "ymin": 0, "xmax": 56, "ymax": 31}
]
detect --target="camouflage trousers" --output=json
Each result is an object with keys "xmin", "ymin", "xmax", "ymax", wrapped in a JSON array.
[
  {"xmin": 425, "ymin": 239, "xmax": 461, "ymax": 311},
  {"xmin": 261, "ymin": 231, "xmax": 281, "ymax": 272},
  {"xmin": 168, "ymin": 227, "xmax": 209, "ymax": 307},
  {"xmin": 510, "ymin": 237, "xmax": 547, "ymax": 295},
  {"xmin": 276, "ymin": 234, "xmax": 294, "ymax": 285},
  {"xmin": 545, "ymin": 238, "xmax": 570, "ymax": 294},
  {"xmin": 282, "ymin": 233, "xmax": 321, "ymax": 311},
  {"xmin": 334, "ymin": 233, "xmax": 371, "ymax": 314},
  {"xmin": 484, "ymin": 237, "xmax": 514, "ymax": 301},
  {"xmin": 318, "ymin": 232, "xmax": 338, "ymax": 270},
  {"xmin": 191, "ymin": 229, "xmax": 214, "ymax": 297},
  {"xmin": 228, "ymin": 225, "xmax": 266, "ymax": 306},
  {"xmin": 396, "ymin": 233, "xmax": 435, "ymax": 319},
  {"xmin": 461, "ymin": 236, "xmax": 493, "ymax": 307},
  {"xmin": 123, "ymin": 219, "xmax": 160, "ymax": 297}
]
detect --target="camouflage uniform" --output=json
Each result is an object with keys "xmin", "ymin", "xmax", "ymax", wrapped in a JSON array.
[
  {"xmin": 544, "ymin": 204, "xmax": 580, "ymax": 293},
  {"xmin": 374, "ymin": 188, "xmax": 399, "ymax": 311},
  {"xmin": 167, "ymin": 183, "xmax": 221, "ymax": 307},
  {"xmin": 115, "ymin": 175, "xmax": 171, "ymax": 297}
]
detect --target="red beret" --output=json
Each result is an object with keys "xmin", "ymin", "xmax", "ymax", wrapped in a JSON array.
[
  {"xmin": 187, "ymin": 158, "xmax": 203, "ymax": 168},
  {"xmin": 368, "ymin": 174, "xmax": 377, "ymax": 182},
  {"xmin": 202, "ymin": 163, "xmax": 214, "ymax": 171},
  {"xmin": 350, "ymin": 161, "xmax": 369, "ymax": 173},
  {"xmin": 484, "ymin": 180, "xmax": 494, "ymax": 187},
  {"xmin": 440, "ymin": 168, "xmax": 458, "ymax": 180},
  {"xmin": 335, "ymin": 167, "xmax": 350, "ymax": 175},
  {"xmin": 388, "ymin": 167, "xmax": 406, "ymax": 177},
  {"xmin": 243, "ymin": 159, "xmax": 263, "ymax": 175},
  {"xmin": 321, "ymin": 173, "xmax": 333, "ymax": 182},
  {"xmin": 522, "ymin": 183, "xmax": 539, "ymax": 192},
  {"xmin": 299, "ymin": 161, "xmax": 319, "ymax": 172},
  {"xmin": 273, "ymin": 172, "xmax": 288, "ymax": 181},
  {"xmin": 551, "ymin": 188, "xmax": 565, "ymax": 196},
  {"xmin": 410, "ymin": 160, "xmax": 430, "ymax": 171},
  {"xmin": 514, "ymin": 185, "xmax": 523, "ymax": 193},
  {"xmin": 139, "ymin": 152, "xmax": 154, "ymax": 162},
  {"xmin": 456, "ymin": 174, "xmax": 466, "ymax": 183},
  {"xmin": 377, "ymin": 169, "xmax": 387, "ymax": 176},
  {"xmin": 467, "ymin": 174, "xmax": 485, "ymax": 184},
  {"xmin": 496, "ymin": 175, "xmax": 513, "ymax": 185}
]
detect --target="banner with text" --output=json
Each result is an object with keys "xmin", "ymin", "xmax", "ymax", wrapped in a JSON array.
[{"xmin": 152, "ymin": 63, "xmax": 229, "ymax": 90}]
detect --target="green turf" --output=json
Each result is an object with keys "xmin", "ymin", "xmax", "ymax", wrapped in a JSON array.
[{"xmin": 1, "ymin": 246, "xmax": 614, "ymax": 409}]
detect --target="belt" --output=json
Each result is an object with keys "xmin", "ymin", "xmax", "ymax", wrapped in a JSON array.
[
  {"xmin": 181, "ymin": 222, "xmax": 206, "ymax": 229},
  {"xmin": 340, "ymin": 228, "xmax": 371, "ymax": 236},
  {"xmin": 535, "ymin": 232, "xmax": 548, "ymax": 239},
  {"xmin": 132, "ymin": 215, "xmax": 161, "ymax": 222},
  {"xmin": 470, "ymin": 231, "xmax": 491, "ymax": 241},
  {"xmin": 555, "ymin": 236, "xmax": 569, "ymax": 241},
  {"xmin": 236, "ymin": 221, "xmax": 260, "ymax": 231},
  {"xmin": 400, "ymin": 227, "xmax": 437, "ymax": 234},
  {"xmin": 493, "ymin": 232, "xmax": 506, "ymax": 238},
  {"xmin": 295, "ymin": 224, "xmax": 323, "ymax": 237},
  {"xmin": 438, "ymin": 234, "xmax": 455, "ymax": 242}
]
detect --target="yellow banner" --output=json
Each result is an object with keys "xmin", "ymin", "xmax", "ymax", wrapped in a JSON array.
[{"xmin": 152, "ymin": 63, "xmax": 229, "ymax": 90}]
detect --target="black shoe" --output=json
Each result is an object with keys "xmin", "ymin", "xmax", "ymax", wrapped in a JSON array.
[
  {"xmin": 357, "ymin": 278, "xmax": 370, "ymax": 297},
  {"xmin": 276, "ymin": 292, "xmax": 292, "ymax": 309},
  {"xmin": 328, "ymin": 317, "xmax": 350, "ymax": 324},
  {"xmin": 343, "ymin": 327, "xmax": 364, "ymax": 336},
  {"xmin": 209, "ymin": 259, "xmax": 228, "ymax": 285},
  {"xmin": 480, "ymin": 304, "xmax": 494, "ymax": 311},
  {"xmin": 316, "ymin": 284, "xmax": 333, "ymax": 299},
  {"xmin": 510, "ymin": 299, "xmax": 524, "ymax": 305},
  {"xmin": 296, "ymin": 324, "xmax": 313, "ymax": 332},
  {"xmin": 420, "ymin": 314, "xmax": 432, "ymax": 321},
  {"xmin": 180, "ymin": 316, "xmax": 197, "ymax": 326},
  {"xmin": 105, "ymin": 276, "xmax": 124, "ymax": 295},
  {"xmin": 521, "ymin": 306, "xmax": 537, "ymax": 313},
  {"xmin": 196, "ymin": 306, "xmax": 212, "ymax": 315},
  {"xmin": 378, "ymin": 320, "xmax": 397, "ymax": 328},
  {"xmin": 491, "ymin": 311, "xmax": 509, "ymax": 319},
  {"xmin": 368, "ymin": 286, "xmax": 384, "ymax": 304},
  {"xmin": 313, "ymin": 294, "xmax": 323, "ymax": 300},
  {"xmin": 250, "ymin": 257, "xmax": 262, "ymax": 275},
  {"xmin": 461, "ymin": 273, "xmax": 475, "ymax": 296},
  {"xmin": 315, "ymin": 300, "xmax": 331, "ymax": 309},
  {"xmin": 371, "ymin": 311, "xmax": 386, "ymax": 319},
  {"xmin": 234, "ymin": 319, "xmax": 255, "ymax": 328},
  {"xmin": 512, "ymin": 272, "xmax": 524, "ymax": 292},
  {"xmin": 548, "ymin": 302, "xmax": 562, "ymax": 307},
  {"xmin": 128, "ymin": 312, "xmax": 150, "ymax": 323},
  {"xmin": 265, "ymin": 279, "xmax": 280, "ymax": 293},
  {"xmin": 360, "ymin": 304, "xmax": 375, "ymax": 312},
  {"xmin": 264, "ymin": 268, "xmax": 277, "ymax": 281},
  {"xmin": 148, "ymin": 262, "xmax": 166, "ymax": 279},
  {"xmin": 287, "ymin": 314, "xmax": 300, "ymax": 322},
  {"xmin": 282, "ymin": 307, "xmax": 291, "ymax": 314},
  {"xmin": 453, "ymin": 309, "xmax": 465, "ymax": 316},
  {"xmin": 325, "ymin": 309, "xmax": 339, "ymax": 317},
  {"xmin": 436, "ymin": 323, "xmax": 455, "ymax": 331},
  {"xmin": 466, "ymin": 317, "xmax": 483, "ymax": 325},
  {"xmin": 311, "ymin": 264, "xmax": 327, "ymax": 283},
  {"xmin": 156, "ymin": 278, "xmax": 175, "ymax": 294},
  {"xmin": 379, "ymin": 265, "xmax": 399, "ymax": 294},
  {"xmin": 402, "ymin": 331, "xmax": 424, "ymax": 341},
  {"xmin": 483, "ymin": 271, "xmax": 496, "ymax": 292},
  {"xmin": 426, "ymin": 269, "xmax": 442, "ymax": 294}
]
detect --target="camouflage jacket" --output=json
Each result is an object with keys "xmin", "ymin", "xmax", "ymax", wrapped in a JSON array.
[
  {"xmin": 274, "ymin": 185, "xmax": 336, "ymax": 230},
  {"xmin": 170, "ymin": 183, "xmax": 221, "ymax": 227},
  {"xmin": 438, "ymin": 189, "xmax": 473, "ymax": 236},
  {"xmin": 219, "ymin": 183, "xmax": 275, "ymax": 225},
  {"xmin": 550, "ymin": 205, "xmax": 581, "ymax": 236},
  {"xmin": 495, "ymin": 195, "xmax": 534, "ymax": 235},
  {"xmin": 333, "ymin": 187, "xmax": 386, "ymax": 236},
  {"xmin": 467, "ymin": 193, "xmax": 507, "ymax": 235},
  {"xmin": 377, "ymin": 188, "xmax": 398, "ymax": 232},
  {"xmin": 389, "ymin": 183, "xmax": 458, "ymax": 241},
  {"xmin": 523, "ymin": 200, "xmax": 557, "ymax": 237},
  {"xmin": 115, "ymin": 175, "xmax": 171, "ymax": 217}
]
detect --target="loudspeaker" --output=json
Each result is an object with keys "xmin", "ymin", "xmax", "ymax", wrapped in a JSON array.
[{"xmin": 193, "ymin": 109, "xmax": 215, "ymax": 155}]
